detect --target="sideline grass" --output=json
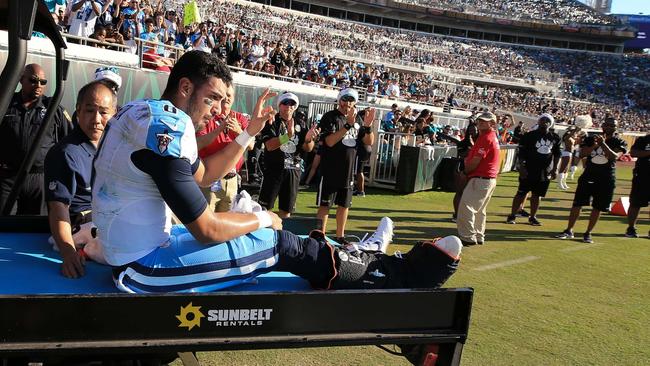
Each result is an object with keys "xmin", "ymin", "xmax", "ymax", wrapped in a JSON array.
[{"xmin": 173, "ymin": 165, "xmax": 650, "ymax": 365}]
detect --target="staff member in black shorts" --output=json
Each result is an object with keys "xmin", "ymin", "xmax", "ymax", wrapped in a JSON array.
[
  {"xmin": 624, "ymin": 132, "xmax": 650, "ymax": 238},
  {"xmin": 258, "ymin": 92, "xmax": 319, "ymax": 218},
  {"xmin": 506, "ymin": 114, "xmax": 561, "ymax": 226},
  {"xmin": 353, "ymin": 109, "xmax": 372, "ymax": 197},
  {"xmin": 556, "ymin": 117, "xmax": 627, "ymax": 243},
  {"xmin": 316, "ymin": 88, "xmax": 375, "ymax": 245}
]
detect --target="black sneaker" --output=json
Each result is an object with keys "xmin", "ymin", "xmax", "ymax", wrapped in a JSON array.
[
  {"xmin": 555, "ymin": 230, "xmax": 574, "ymax": 239},
  {"xmin": 450, "ymin": 214, "xmax": 457, "ymax": 223},
  {"xmin": 506, "ymin": 214, "xmax": 516, "ymax": 224},
  {"xmin": 528, "ymin": 216, "xmax": 542, "ymax": 226},
  {"xmin": 353, "ymin": 190, "xmax": 366, "ymax": 197},
  {"xmin": 625, "ymin": 227, "xmax": 638, "ymax": 238},
  {"xmin": 517, "ymin": 209, "xmax": 530, "ymax": 218},
  {"xmin": 582, "ymin": 232, "xmax": 593, "ymax": 244}
]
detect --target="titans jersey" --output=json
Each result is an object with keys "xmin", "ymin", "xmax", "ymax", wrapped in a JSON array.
[{"xmin": 93, "ymin": 99, "xmax": 198, "ymax": 266}]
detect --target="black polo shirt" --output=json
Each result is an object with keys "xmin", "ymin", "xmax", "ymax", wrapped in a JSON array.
[
  {"xmin": 260, "ymin": 114, "xmax": 308, "ymax": 171},
  {"xmin": 517, "ymin": 129, "xmax": 561, "ymax": 181},
  {"xmin": 0, "ymin": 92, "xmax": 71, "ymax": 175},
  {"xmin": 581, "ymin": 134, "xmax": 628, "ymax": 181},
  {"xmin": 632, "ymin": 134, "xmax": 650, "ymax": 176},
  {"xmin": 319, "ymin": 109, "xmax": 361, "ymax": 189},
  {"xmin": 44, "ymin": 127, "xmax": 96, "ymax": 215}
]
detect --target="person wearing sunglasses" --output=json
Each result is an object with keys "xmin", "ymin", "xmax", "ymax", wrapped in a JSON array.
[
  {"xmin": 316, "ymin": 88, "xmax": 376, "ymax": 247},
  {"xmin": 0, "ymin": 64, "xmax": 72, "ymax": 215},
  {"xmin": 258, "ymin": 92, "xmax": 319, "ymax": 218}
]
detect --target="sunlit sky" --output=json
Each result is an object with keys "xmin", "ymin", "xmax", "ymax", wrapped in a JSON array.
[{"xmin": 610, "ymin": 0, "xmax": 650, "ymax": 15}]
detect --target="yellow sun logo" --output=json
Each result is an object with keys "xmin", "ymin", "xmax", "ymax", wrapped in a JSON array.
[{"xmin": 176, "ymin": 302, "xmax": 205, "ymax": 331}]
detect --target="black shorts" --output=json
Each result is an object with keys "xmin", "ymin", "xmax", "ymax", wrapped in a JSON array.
[
  {"xmin": 629, "ymin": 174, "xmax": 650, "ymax": 207},
  {"xmin": 258, "ymin": 169, "xmax": 300, "ymax": 213},
  {"xmin": 316, "ymin": 177, "xmax": 353, "ymax": 208},
  {"xmin": 516, "ymin": 177, "xmax": 550, "ymax": 197},
  {"xmin": 572, "ymin": 175, "xmax": 615, "ymax": 212},
  {"xmin": 354, "ymin": 155, "xmax": 368, "ymax": 176}
]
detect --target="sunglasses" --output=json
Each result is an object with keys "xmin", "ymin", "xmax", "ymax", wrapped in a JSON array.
[
  {"xmin": 340, "ymin": 95, "xmax": 356, "ymax": 102},
  {"xmin": 280, "ymin": 100, "xmax": 297, "ymax": 106},
  {"xmin": 28, "ymin": 75, "xmax": 47, "ymax": 86}
]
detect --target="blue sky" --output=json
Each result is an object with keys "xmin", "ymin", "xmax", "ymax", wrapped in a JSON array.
[{"xmin": 610, "ymin": 0, "xmax": 650, "ymax": 15}]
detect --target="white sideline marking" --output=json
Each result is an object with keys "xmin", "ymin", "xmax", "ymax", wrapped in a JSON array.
[
  {"xmin": 473, "ymin": 256, "xmax": 540, "ymax": 271},
  {"xmin": 559, "ymin": 243, "xmax": 603, "ymax": 252}
]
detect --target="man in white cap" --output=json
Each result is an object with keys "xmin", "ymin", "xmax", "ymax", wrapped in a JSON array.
[
  {"xmin": 94, "ymin": 66, "xmax": 122, "ymax": 94},
  {"xmin": 316, "ymin": 88, "xmax": 376, "ymax": 246},
  {"xmin": 506, "ymin": 113, "xmax": 561, "ymax": 226},
  {"xmin": 257, "ymin": 92, "xmax": 319, "ymax": 218},
  {"xmin": 456, "ymin": 111, "xmax": 500, "ymax": 246}
]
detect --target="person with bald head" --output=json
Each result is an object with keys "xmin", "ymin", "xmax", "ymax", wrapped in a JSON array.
[
  {"xmin": 44, "ymin": 81, "xmax": 117, "ymax": 278},
  {"xmin": 0, "ymin": 63, "xmax": 72, "ymax": 215}
]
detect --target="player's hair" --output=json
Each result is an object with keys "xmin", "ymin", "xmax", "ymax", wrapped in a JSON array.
[
  {"xmin": 163, "ymin": 50, "xmax": 233, "ymax": 97},
  {"xmin": 76, "ymin": 80, "xmax": 117, "ymax": 110}
]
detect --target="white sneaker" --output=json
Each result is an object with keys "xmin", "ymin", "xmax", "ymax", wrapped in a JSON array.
[{"xmin": 357, "ymin": 217, "xmax": 394, "ymax": 253}]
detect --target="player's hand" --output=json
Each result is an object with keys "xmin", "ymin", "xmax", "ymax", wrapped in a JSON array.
[
  {"xmin": 593, "ymin": 135, "xmax": 604, "ymax": 145},
  {"xmin": 247, "ymin": 89, "xmax": 277, "ymax": 136},
  {"xmin": 60, "ymin": 245, "xmax": 85, "ymax": 279},
  {"xmin": 345, "ymin": 107, "xmax": 357, "ymax": 124},
  {"xmin": 268, "ymin": 211, "xmax": 283, "ymax": 230},
  {"xmin": 550, "ymin": 171, "xmax": 557, "ymax": 180},
  {"xmin": 363, "ymin": 108, "xmax": 376, "ymax": 127},
  {"xmin": 226, "ymin": 115, "xmax": 242, "ymax": 135},
  {"xmin": 307, "ymin": 125, "xmax": 320, "ymax": 142}
]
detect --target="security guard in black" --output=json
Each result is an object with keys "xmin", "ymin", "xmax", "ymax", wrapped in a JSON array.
[{"xmin": 0, "ymin": 64, "xmax": 71, "ymax": 214}]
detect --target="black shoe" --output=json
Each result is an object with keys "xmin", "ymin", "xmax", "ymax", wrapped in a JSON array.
[
  {"xmin": 451, "ymin": 214, "xmax": 457, "ymax": 223},
  {"xmin": 625, "ymin": 226, "xmax": 638, "ymax": 238},
  {"xmin": 555, "ymin": 230, "xmax": 574, "ymax": 239},
  {"xmin": 517, "ymin": 209, "xmax": 530, "ymax": 218},
  {"xmin": 582, "ymin": 232, "xmax": 593, "ymax": 244},
  {"xmin": 477, "ymin": 240, "xmax": 484, "ymax": 245},
  {"xmin": 353, "ymin": 190, "xmax": 366, "ymax": 197},
  {"xmin": 528, "ymin": 216, "xmax": 542, "ymax": 226},
  {"xmin": 506, "ymin": 214, "xmax": 516, "ymax": 224},
  {"xmin": 460, "ymin": 239, "xmax": 477, "ymax": 246}
]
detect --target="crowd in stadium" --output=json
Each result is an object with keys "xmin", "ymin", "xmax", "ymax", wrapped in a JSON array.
[
  {"xmin": 393, "ymin": 0, "xmax": 620, "ymax": 26},
  {"xmin": 47, "ymin": 0, "xmax": 649, "ymax": 133}
]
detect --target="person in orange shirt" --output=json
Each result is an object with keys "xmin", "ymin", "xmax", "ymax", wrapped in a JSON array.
[{"xmin": 456, "ymin": 112, "xmax": 500, "ymax": 246}]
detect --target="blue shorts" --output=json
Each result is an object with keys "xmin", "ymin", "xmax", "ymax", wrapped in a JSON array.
[
  {"xmin": 112, "ymin": 226, "xmax": 337, "ymax": 293},
  {"xmin": 113, "ymin": 225, "xmax": 280, "ymax": 293}
]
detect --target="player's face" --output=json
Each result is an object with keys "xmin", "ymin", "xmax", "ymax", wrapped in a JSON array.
[
  {"xmin": 188, "ymin": 76, "xmax": 227, "ymax": 133},
  {"xmin": 221, "ymin": 84, "xmax": 235, "ymax": 117},
  {"xmin": 20, "ymin": 68, "xmax": 47, "ymax": 100},
  {"xmin": 602, "ymin": 121, "xmax": 617, "ymax": 135},
  {"xmin": 338, "ymin": 97, "xmax": 355, "ymax": 114},
  {"xmin": 77, "ymin": 86, "xmax": 115, "ymax": 144},
  {"xmin": 279, "ymin": 99, "xmax": 297, "ymax": 120}
]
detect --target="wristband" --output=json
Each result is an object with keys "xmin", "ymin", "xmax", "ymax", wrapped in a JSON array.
[
  {"xmin": 278, "ymin": 133, "xmax": 289, "ymax": 145},
  {"xmin": 254, "ymin": 211, "xmax": 273, "ymax": 229},
  {"xmin": 235, "ymin": 129, "xmax": 254, "ymax": 148}
]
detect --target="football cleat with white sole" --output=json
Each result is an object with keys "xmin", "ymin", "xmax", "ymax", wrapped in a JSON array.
[{"xmin": 357, "ymin": 217, "xmax": 394, "ymax": 253}]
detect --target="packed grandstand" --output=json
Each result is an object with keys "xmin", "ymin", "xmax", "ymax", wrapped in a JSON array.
[{"xmin": 52, "ymin": 0, "xmax": 648, "ymax": 132}]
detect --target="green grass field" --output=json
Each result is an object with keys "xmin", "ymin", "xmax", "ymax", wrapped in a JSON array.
[{"xmin": 173, "ymin": 165, "xmax": 650, "ymax": 366}]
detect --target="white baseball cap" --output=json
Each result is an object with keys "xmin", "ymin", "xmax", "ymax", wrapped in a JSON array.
[
  {"xmin": 538, "ymin": 113, "xmax": 555, "ymax": 128},
  {"xmin": 277, "ymin": 92, "xmax": 299, "ymax": 107},
  {"xmin": 94, "ymin": 66, "xmax": 122, "ymax": 91},
  {"xmin": 337, "ymin": 88, "xmax": 358, "ymax": 102}
]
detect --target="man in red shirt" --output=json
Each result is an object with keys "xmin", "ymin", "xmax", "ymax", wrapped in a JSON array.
[
  {"xmin": 196, "ymin": 84, "xmax": 252, "ymax": 212},
  {"xmin": 457, "ymin": 112, "xmax": 500, "ymax": 246}
]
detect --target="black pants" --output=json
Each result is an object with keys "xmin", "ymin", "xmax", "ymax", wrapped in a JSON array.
[
  {"xmin": 274, "ymin": 230, "xmax": 459, "ymax": 290},
  {"xmin": 0, "ymin": 173, "xmax": 46, "ymax": 215}
]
